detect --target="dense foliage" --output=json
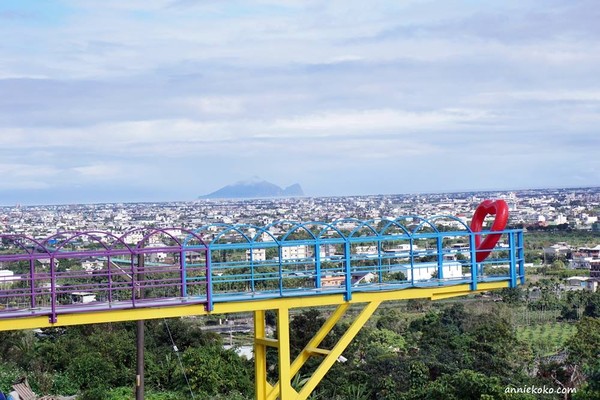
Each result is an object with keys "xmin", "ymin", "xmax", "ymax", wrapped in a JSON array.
[
  {"xmin": 1, "ymin": 288, "xmax": 599, "ymax": 399},
  {"xmin": 0, "ymin": 320, "xmax": 253, "ymax": 399}
]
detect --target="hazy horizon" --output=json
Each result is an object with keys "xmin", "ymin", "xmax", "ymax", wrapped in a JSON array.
[{"xmin": 3, "ymin": 183, "xmax": 598, "ymax": 208}]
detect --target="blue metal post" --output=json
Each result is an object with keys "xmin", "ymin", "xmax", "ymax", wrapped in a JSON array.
[
  {"xmin": 518, "ymin": 231, "xmax": 525, "ymax": 285},
  {"xmin": 469, "ymin": 234, "xmax": 478, "ymax": 291},
  {"xmin": 377, "ymin": 240, "xmax": 383, "ymax": 283},
  {"xmin": 314, "ymin": 242, "xmax": 321, "ymax": 289},
  {"xmin": 107, "ymin": 255, "xmax": 113, "ymax": 303},
  {"xmin": 344, "ymin": 241, "xmax": 352, "ymax": 301},
  {"xmin": 249, "ymin": 246, "xmax": 255, "ymax": 292},
  {"xmin": 436, "ymin": 236, "xmax": 444, "ymax": 280},
  {"xmin": 509, "ymin": 232, "xmax": 517, "ymax": 288},
  {"xmin": 29, "ymin": 259, "xmax": 36, "ymax": 308},
  {"xmin": 278, "ymin": 245, "xmax": 283, "ymax": 296},
  {"xmin": 131, "ymin": 255, "xmax": 136, "ymax": 306},
  {"xmin": 409, "ymin": 238, "xmax": 415, "ymax": 286}
]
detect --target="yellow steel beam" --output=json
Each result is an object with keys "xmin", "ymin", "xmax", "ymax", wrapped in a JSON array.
[
  {"xmin": 291, "ymin": 303, "xmax": 349, "ymax": 373},
  {"xmin": 254, "ymin": 310, "xmax": 271, "ymax": 400},
  {"xmin": 255, "ymin": 338, "xmax": 280, "ymax": 348},
  {"xmin": 215, "ymin": 282, "xmax": 509, "ymax": 314},
  {"xmin": 276, "ymin": 307, "xmax": 299, "ymax": 399},
  {"xmin": 431, "ymin": 290, "xmax": 474, "ymax": 300},
  {"xmin": 296, "ymin": 301, "xmax": 382, "ymax": 400},
  {"xmin": 0, "ymin": 303, "xmax": 208, "ymax": 332},
  {"xmin": 0, "ymin": 281, "xmax": 512, "ymax": 332},
  {"xmin": 0, "ymin": 281, "xmax": 517, "ymax": 400},
  {"xmin": 267, "ymin": 303, "xmax": 350, "ymax": 400},
  {"xmin": 306, "ymin": 347, "xmax": 330, "ymax": 356}
]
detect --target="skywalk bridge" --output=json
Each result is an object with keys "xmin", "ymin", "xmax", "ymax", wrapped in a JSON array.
[{"xmin": 0, "ymin": 213, "xmax": 524, "ymax": 400}]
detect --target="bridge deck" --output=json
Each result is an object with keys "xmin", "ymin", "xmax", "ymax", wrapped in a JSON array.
[{"xmin": 0, "ymin": 218, "xmax": 525, "ymax": 331}]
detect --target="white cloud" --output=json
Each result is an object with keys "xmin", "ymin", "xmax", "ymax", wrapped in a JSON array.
[
  {"xmin": 1, "ymin": 0, "xmax": 600, "ymax": 202},
  {"xmin": 265, "ymin": 108, "xmax": 490, "ymax": 135},
  {"xmin": 71, "ymin": 164, "xmax": 122, "ymax": 179},
  {"xmin": 0, "ymin": 163, "xmax": 61, "ymax": 178},
  {"xmin": 0, "ymin": 163, "xmax": 61, "ymax": 190},
  {"xmin": 175, "ymin": 96, "xmax": 246, "ymax": 115},
  {"xmin": 0, "ymin": 107, "xmax": 491, "ymax": 162},
  {"xmin": 484, "ymin": 90, "xmax": 600, "ymax": 102}
]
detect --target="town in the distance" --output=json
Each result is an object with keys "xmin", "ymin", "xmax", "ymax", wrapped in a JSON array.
[
  {"xmin": 1, "ymin": 186, "xmax": 599, "ymax": 280},
  {"xmin": 2, "ymin": 186, "xmax": 599, "ymax": 235},
  {"xmin": 1, "ymin": 185, "xmax": 600, "ymax": 399}
]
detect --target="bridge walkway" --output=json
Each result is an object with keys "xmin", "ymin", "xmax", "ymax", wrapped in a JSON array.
[{"xmin": 0, "ymin": 216, "xmax": 524, "ymax": 399}]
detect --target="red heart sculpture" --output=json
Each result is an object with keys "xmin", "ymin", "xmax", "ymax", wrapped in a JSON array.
[{"xmin": 470, "ymin": 199, "xmax": 509, "ymax": 262}]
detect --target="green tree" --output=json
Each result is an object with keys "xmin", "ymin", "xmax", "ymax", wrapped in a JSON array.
[
  {"xmin": 0, "ymin": 363, "xmax": 26, "ymax": 394},
  {"xmin": 288, "ymin": 308, "xmax": 328, "ymax": 358},
  {"xmin": 67, "ymin": 353, "xmax": 118, "ymax": 392},
  {"xmin": 583, "ymin": 291, "xmax": 600, "ymax": 318},
  {"xmin": 560, "ymin": 290, "xmax": 585, "ymax": 321},
  {"xmin": 179, "ymin": 345, "xmax": 253, "ymax": 398},
  {"xmin": 406, "ymin": 298, "xmax": 431, "ymax": 312},
  {"xmin": 573, "ymin": 359, "xmax": 600, "ymax": 400},
  {"xmin": 499, "ymin": 287, "xmax": 524, "ymax": 305},
  {"xmin": 468, "ymin": 312, "xmax": 526, "ymax": 379},
  {"xmin": 376, "ymin": 308, "xmax": 407, "ymax": 333},
  {"xmin": 550, "ymin": 258, "xmax": 566, "ymax": 271},
  {"xmin": 568, "ymin": 317, "xmax": 600, "ymax": 366},
  {"xmin": 411, "ymin": 305, "xmax": 472, "ymax": 379},
  {"xmin": 400, "ymin": 369, "xmax": 535, "ymax": 400}
]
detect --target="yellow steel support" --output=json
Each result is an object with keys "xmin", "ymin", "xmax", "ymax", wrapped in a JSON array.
[
  {"xmin": 276, "ymin": 307, "xmax": 299, "ymax": 399},
  {"xmin": 263, "ymin": 301, "xmax": 381, "ymax": 400},
  {"xmin": 305, "ymin": 347, "xmax": 330, "ymax": 356},
  {"xmin": 256, "ymin": 337, "xmax": 280, "ymax": 348},
  {"xmin": 0, "ymin": 282, "xmax": 512, "ymax": 332},
  {"xmin": 0, "ymin": 282, "xmax": 519, "ymax": 399},
  {"xmin": 296, "ymin": 301, "xmax": 381, "ymax": 400},
  {"xmin": 254, "ymin": 310, "xmax": 273, "ymax": 400},
  {"xmin": 266, "ymin": 303, "xmax": 350, "ymax": 400}
]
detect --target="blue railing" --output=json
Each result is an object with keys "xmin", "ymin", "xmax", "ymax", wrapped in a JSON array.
[{"xmin": 0, "ymin": 217, "xmax": 525, "ymax": 323}]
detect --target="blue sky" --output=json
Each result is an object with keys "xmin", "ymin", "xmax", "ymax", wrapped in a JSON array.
[{"xmin": 1, "ymin": 0, "xmax": 599, "ymax": 204}]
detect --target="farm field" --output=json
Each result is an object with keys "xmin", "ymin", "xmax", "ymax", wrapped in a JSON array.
[{"xmin": 517, "ymin": 322, "xmax": 577, "ymax": 356}]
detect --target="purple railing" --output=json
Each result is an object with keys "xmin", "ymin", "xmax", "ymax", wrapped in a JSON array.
[{"xmin": 0, "ymin": 229, "xmax": 210, "ymax": 323}]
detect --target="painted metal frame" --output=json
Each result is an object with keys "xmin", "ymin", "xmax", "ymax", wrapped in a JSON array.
[
  {"xmin": 0, "ymin": 217, "xmax": 524, "ymax": 326},
  {"xmin": 0, "ymin": 216, "xmax": 526, "ymax": 400}
]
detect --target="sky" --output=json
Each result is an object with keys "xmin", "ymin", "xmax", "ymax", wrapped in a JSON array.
[{"xmin": 1, "ymin": 0, "xmax": 599, "ymax": 205}]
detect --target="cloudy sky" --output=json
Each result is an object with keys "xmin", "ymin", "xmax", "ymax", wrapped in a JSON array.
[{"xmin": 1, "ymin": 0, "xmax": 599, "ymax": 204}]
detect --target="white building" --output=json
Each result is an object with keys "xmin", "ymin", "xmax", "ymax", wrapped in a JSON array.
[
  {"xmin": 392, "ymin": 261, "xmax": 463, "ymax": 281},
  {"xmin": 145, "ymin": 242, "xmax": 168, "ymax": 263},
  {"xmin": 565, "ymin": 276, "xmax": 589, "ymax": 287},
  {"xmin": 81, "ymin": 260, "xmax": 104, "ymax": 273},
  {"xmin": 354, "ymin": 245, "xmax": 377, "ymax": 255},
  {"xmin": 0, "ymin": 270, "xmax": 17, "ymax": 285},
  {"xmin": 319, "ymin": 244, "xmax": 338, "ymax": 258},
  {"xmin": 555, "ymin": 214, "xmax": 568, "ymax": 225},
  {"xmin": 123, "ymin": 232, "xmax": 144, "ymax": 245},
  {"xmin": 281, "ymin": 245, "xmax": 309, "ymax": 260},
  {"xmin": 245, "ymin": 248, "xmax": 266, "ymax": 261},
  {"xmin": 260, "ymin": 232, "xmax": 276, "ymax": 242},
  {"xmin": 543, "ymin": 242, "xmax": 571, "ymax": 258},
  {"xmin": 70, "ymin": 292, "xmax": 97, "ymax": 303}
]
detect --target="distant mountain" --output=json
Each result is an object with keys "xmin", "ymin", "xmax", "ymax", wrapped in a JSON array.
[
  {"xmin": 200, "ymin": 179, "xmax": 304, "ymax": 199},
  {"xmin": 282, "ymin": 183, "xmax": 304, "ymax": 197}
]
